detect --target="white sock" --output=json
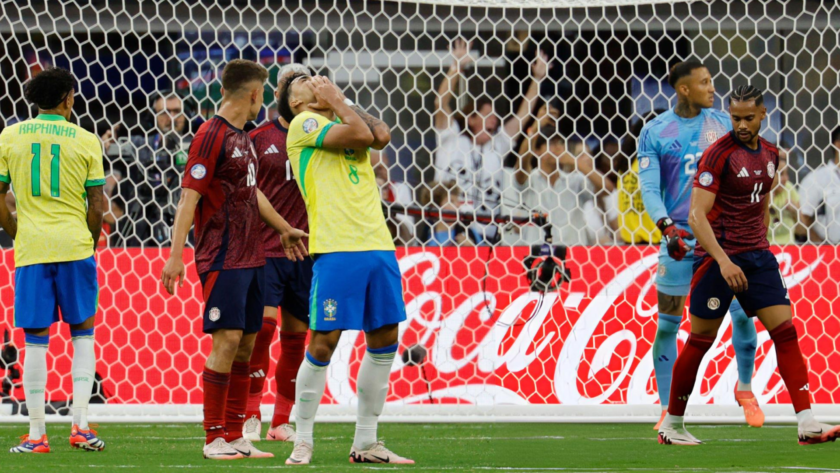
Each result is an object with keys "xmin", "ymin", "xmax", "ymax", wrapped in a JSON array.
[
  {"xmin": 796, "ymin": 409, "xmax": 815, "ymax": 426},
  {"xmin": 353, "ymin": 347, "xmax": 397, "ymax": 451},
  {"xmin": 663, "ymin": 414, "xmax": 684, "ymax": 429},
  {"xmin": 71, "ymin": 334, "xmax": 96, "ymax": 429},
  {"xmin": 737, "ymin": 381, "xmax": 752, "ymax": 392},
  {"xmin": 23, "ymin": 342, "xmax": 49, "ymax": 440},
  {"xmin": 294, "ymin": 354, "xmax": 328, "ymax": 447}
]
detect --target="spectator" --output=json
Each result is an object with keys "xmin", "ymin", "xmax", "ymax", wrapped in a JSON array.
[
  {"xmin": 434, "ymin": 39, "xmax": 548, "ymax": 243},
  {"xmin": 103, "ymin": 93, "xmax": 194, "ymax": 246},
  {"xmin": 372, "ymin": 149, "xmax": 416, "ymax": 245},
  {"xmin": 800, "ymin": 127, "xmax": 840, "ymax": 243},
  {"xmin": 616, "ymin": 112, "xmax": 663, "ymax": 244},
  {"xmin": 428, "ymin": 180, "xmax": 473, "ymax": 247},
  {"xmin": 769, "ymin": 148, "xmax": 806, "ymax": 244},
  {"xmin": 503, "ymin": 128, "xmax": 608, "ymax": 246}
]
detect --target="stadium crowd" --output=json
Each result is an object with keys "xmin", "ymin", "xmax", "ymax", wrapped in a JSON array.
[{"xmin": 2, "ymin": 43, "xmax": 838, "ymax": 250}]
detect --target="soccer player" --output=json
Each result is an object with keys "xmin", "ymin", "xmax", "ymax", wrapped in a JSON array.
[
  {"xmin": 160, "ymin": 59, "xmax": 307, "ymax": 460},
  {"xmin": 658, "ymin": 85, "xmax": 840, "ymax": 446},
  {"xmin": 243, "ymin": 63, "xmax": 314, "ymax": 443},
  {"xmin": 638, "ymin": 60, "xmax": 763, "ymax": 429},
  {"xmin": 0, "ymin": 67, "xmax": 106, "ymax": 453},
  {"xmin": 278, "ymin": 74, "xmax": 413, "ymax": 465}
]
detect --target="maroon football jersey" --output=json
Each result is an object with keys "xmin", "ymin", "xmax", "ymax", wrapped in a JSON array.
[
  {"xmin": 693, "ymin": 131, "xmax": 779, "ymax": 258},
  {"xmin": 249, "ymin": 119, "xmax": 309, "ymax": 258},
  {"xmin": 182, "ymin": 116, "xmax": 265, "ymax": 274}
]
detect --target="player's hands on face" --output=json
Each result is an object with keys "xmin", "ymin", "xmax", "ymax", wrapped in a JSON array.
[
  {"xmin": 310, "ymin": 76, "xmax": 343, "ymax": 108},
  {"xmin": 720, "ymin": 259, "xmax": 748, "ymax": 293},
  {"xmin": 657, "ymin": 217, "xmax": 694, "ymax": 261},
  {"xmin": 281, "ymin": 228, "xmax": 309, "ymax": 262},
  {"xmin": 161, "ymin": 256, "xmax": 186, "ymax": 295}
]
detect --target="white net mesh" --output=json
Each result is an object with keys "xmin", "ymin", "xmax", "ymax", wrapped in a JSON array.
[{"xmin": 1, "ymin": 0, "xmax": 839, "ymax": 421}]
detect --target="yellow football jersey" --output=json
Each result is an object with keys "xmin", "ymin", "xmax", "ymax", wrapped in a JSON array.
[
  {"xmin": 618, "ymin": 159, "xmax": 661, "ymax": 244},
  {"xmin": 0, "ymin": 114, "xmax": 105, "ymax": 267},
  {"xmin": 286, "ymin": 111, "xmax": 394, "ymax": 255}
]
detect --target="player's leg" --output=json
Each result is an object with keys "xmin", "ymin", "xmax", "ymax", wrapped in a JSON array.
[
  {"xmin": 267, "ymin": 309, "xmax": 308, "ymax": 441},
  {"xmin": 10, "ymin": 263, "xmax": 57, "ymax": 454},
  {"xmin": 728, "ymin": 297, "xmax": 763, "ymax": 427},
  {"xmin": 268, "ymin": 257, "xmax": 312, "ymax": 442},
  {"xmin": 659, "ymin": 255, "xmax": 733, "ymax": 446},
  {"xmin": 651, "ymin": 253, "xmax": 689, "ymax": 429},
  {"xmin": 349, "ymin": 251, "xmax": 413, "ymax": 464},
  {"xmin": 225, "ymin": 267, "xmax": 274, "ymax": 458},
  {"xmin": 55, "ymin": 256, "xmax": 106, "ymax": 450}
]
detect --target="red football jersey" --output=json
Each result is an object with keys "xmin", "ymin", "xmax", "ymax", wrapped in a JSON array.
[
  {"xmin": 693, "ymin": 131, "xmax": 779, "ymax": 258},
  {"xmin": 182, "ymin": 116, "xmax": 265, "ymax": 274},
  {"xmin": 249, "ymin": 119, "xmax": 309, "ymax": 258}
]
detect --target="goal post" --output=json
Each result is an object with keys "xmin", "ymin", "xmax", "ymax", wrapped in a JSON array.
[{"xmin": 1, "ymin": 0, "xmax": 839, "ymax": 423}]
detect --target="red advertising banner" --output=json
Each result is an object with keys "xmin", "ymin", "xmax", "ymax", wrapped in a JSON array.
[{"xmin": 1, "ymin": 246, "xmax": 838, "ymax": 407}]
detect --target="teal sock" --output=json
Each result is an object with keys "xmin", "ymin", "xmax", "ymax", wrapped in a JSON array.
[
  {"xmin": 652, "ymin": 313, "xmax": 682, "ymax": 406},
  {"xmin": 729, "ymin": 299, "xmax": 757, "ymax": 387}
]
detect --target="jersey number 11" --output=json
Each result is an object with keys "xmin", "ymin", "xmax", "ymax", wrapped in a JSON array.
[{"xmin": 31, "ymin": 143, "xmax": 60, "ymax": 198}]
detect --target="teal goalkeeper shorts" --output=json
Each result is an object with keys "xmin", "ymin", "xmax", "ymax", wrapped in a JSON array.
[
  {"xmin": 14, "ymin": 256, "xmax": 99, "ymax": 329},
  {"xmin": 309, "ymin": 251, "xmax": 407, "ymax": 332},
  {"xmin": 656, "ymin": 238, "xmax": 696, "ymax": 297}
]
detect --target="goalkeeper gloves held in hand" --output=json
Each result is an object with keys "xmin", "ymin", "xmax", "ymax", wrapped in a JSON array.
[{"xmin": 657, "ymin": 217, "xmax": 694, "ymax": 261}]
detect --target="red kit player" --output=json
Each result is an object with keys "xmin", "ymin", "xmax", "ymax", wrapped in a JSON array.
[{"xmin": 658, "ymin": 85, "xmax": 840, "ymax": 446}]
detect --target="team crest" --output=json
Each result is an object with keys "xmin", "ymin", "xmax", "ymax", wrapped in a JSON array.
[
  {"xmin": 707, "ymin": 298, "xmax": 720, "ymax": 310},
  {"xmin": 303, "ymin": 118, "xmax": 319, "ymax": 133},
  {"xmin": 324, "ymin": 299, "xmax": 337, "ymax": 321},
  {"xmin": 190, "ymin": 164, "xmax": 207, "ymax": 180},
  {"xmin": 658, "ymin": 264, "xmax": 667, "ymax": 277},
  {"xmin": 768, "ymin": 162, "xmax": 776, "ymax": 179},
  {"xmin": 698, "ymin": 171, "xmax": 714, "ymax": 187},
  {"xmin": 639, "ymin": 157, "xmax": 650, "ymax": 169},
  {"xmin": 209, "ymin": 307, "xmax": 221, "ymax": 321},
  {"xmin": 706, "ymin": 130, "xmax": 718, "ymax": 143}
]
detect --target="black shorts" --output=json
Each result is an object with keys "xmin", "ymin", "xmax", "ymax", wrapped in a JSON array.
[
  {"xmin": 263, "ymin": 257, "xmax": 313, "ymax": 323},
  {"xmin": 689, "ymin": 249, "xmax": 790, "ymax": 320},
  {"xmin": 200, "ymin": 266, "xmax": 265, "ymax": 334}
]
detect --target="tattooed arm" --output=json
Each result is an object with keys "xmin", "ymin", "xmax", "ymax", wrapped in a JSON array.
[
  {"xmin": 0, "ymin": 182, "xmax": 17, "ymax": 239},
  {"xmin": 350, "ymin": 105, "xmax": 391, "ymax": 150}
]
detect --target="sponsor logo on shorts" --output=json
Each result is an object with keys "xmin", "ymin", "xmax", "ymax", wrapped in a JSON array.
[
  {"xmin": 324, "ymin": 299, "xmax": 337, "ymax": 321},
  {"xmin": 698, "ymin": 171, "xmax": 713, "ymax": 187},
  {"xmin": 768, "ymin": 161, "xmax": 776, "ymax": 179},
  {"xmin": 303, "ymin": 118, "xmax": 319, "ymax": 133},
  {"xmin": 658, "ymin": 264, "xmax": 667, "ymax": 277},
  {"xmin": 190, "ymin": 164, "xmax": 207, "ymax": 179},
  {"xmin": 209, "ymin": 307, "xmax": 221, "ymax": 322},
  {"xmin": 639, "ymin": 157, "xmax": 650, "ymax": 169},
  {"xmin": 707, "ymin": 298, "xmax": 720, "ymax": 310}
]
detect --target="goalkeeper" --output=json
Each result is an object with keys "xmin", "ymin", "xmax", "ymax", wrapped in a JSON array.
[{"xmin": 278, "ymin": 74, "xmax": 413, "ymax": 466}]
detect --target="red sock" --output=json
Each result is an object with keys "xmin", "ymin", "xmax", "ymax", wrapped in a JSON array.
[
  {"xmin": 202, "ymin": 368, "xmax": 230, "ymax": 444},
  {"xmin": 667, "ymin": 333, "xmax": 715, "ymax": 416},
  {"xmin": 225, "ymin": 361, "xmax": 250, "ymax": 442},
  {"xmin": 246, "ymin": 318, "xmax": 277, "ymax": 419},
  {"xmin": 769, "ymin": 321, "xmax": 812, "ymax": 413},
  {"xmin": 272, "ymin": 331, "xmax": 308, "ymax": 428}
]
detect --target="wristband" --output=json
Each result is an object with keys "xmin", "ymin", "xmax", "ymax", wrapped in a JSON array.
[{"xmin": 344, "ymin": 98, "xmax": 355, "ymax": 107}]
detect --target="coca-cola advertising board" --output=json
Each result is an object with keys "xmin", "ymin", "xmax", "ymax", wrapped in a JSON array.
[{"xmin": 0, "ymin": 246, "xmax": 837, "ymax": 407}]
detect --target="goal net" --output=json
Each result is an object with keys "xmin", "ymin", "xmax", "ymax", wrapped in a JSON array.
[{"xmin": 1, "ymin": 0, "xmax": 839, "ymax": 423}]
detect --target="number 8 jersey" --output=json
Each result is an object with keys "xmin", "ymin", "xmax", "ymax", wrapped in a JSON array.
[
  {"xmin": 182, "ymin": 116, "xmax": 264, "ymax": 275},
  {"xmin": 0, "ymin": 114, "xmax": 105, "ymax": 267},
  {"xmin": 286, "ymin": 111, "xmax": 393, "ymax": 255},
  {"xmin": 637, "ymin": 108, "xmax": 731, "ymax": 227}
]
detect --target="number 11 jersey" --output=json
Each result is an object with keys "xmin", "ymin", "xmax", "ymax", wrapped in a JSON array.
[
  {"xmin": 0, "ymin": 114, "xmax": 105, "ymax": 267},
  {"xmin": 182, "ymin": 116, "xmax": 264, "ymax": 275}
]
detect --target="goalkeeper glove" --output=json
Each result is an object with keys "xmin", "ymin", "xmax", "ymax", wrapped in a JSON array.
[{"xmin": 657, "ymin": 217, "xmax": 694, "ymax": 261}]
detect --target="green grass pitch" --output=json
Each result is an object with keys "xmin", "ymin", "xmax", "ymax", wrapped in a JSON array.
[{"xmin": 1, "ymin": 422, "xmax": 838, "ymax": 472}]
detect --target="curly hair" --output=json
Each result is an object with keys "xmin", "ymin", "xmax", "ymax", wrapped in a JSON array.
[{"xmin": 23, "ymin": 67, "xmax": 76, "ymax": 110}]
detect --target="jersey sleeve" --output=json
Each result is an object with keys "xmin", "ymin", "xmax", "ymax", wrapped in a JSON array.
[
  {"xmin": 693, "ymin": 144, "xmax": 729, "ymax": 194},
  {"xmin": 287, "ymin": 112, "xmax": 336, "ymax": 150},
  {"xmin": 182, "ymin": 121, "xmax": 226, "ymax": 196},
  {"xmin": 84, "ymin": 135, "xmax": 106, "ymax": 187},
  {"xmin": 0, "ymin": 131, "xmax": 10, "ymax": 184},
  {"xmin": 636, "ymin": 125, "xmax": 668, "ymax": 223}
]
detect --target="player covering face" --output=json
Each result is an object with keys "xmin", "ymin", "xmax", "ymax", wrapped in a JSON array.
[
  {"xmin": 658, "ymin": 86, "xmax": 840, "ymax": 446},
  {"xmin": 277, "ymin": 75, "xmax": 413, "ymax": 465},
  {"xmin": 638, "ymin": 61, "xmax": 762, "ymax": 430}
]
